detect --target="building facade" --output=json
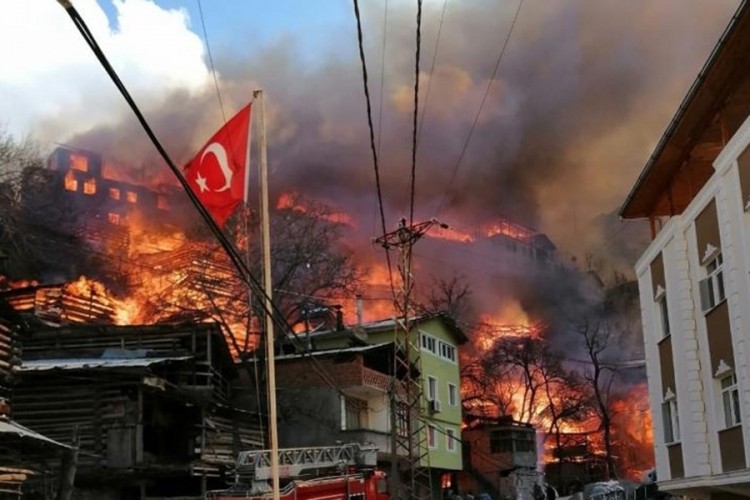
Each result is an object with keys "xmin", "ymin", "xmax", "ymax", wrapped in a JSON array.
[
  {"xmin": 621, "ymin": 1, "xmax": 750, "ymax": 496},
  {"xmin": 282, "ymin": 313, "xmax": 467, "ymax": 496}
]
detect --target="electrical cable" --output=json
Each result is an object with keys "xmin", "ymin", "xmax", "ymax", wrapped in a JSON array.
[
  {"xmin": 409, "ymin": 0, "xmax": 423, "ymax": 226},
  {"xmin": 416, "ymin": 0, "xmax": 449, "ymax": 145},
  {"xmin": 436, "ymin": 0, "xmax": 524, "ymax": 216},
  {"xmin": 350, "ymin": 0, "xmax": 400, "ymax": 309}
]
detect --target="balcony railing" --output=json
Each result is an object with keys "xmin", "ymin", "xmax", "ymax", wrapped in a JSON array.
[{"xmin": 361, "ymin": 366, "xmax": 390, "ymax": 392}]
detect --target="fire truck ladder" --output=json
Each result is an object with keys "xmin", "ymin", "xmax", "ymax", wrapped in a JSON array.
[
  {"xmin": 235, "ymin": 443, "xmax": 378, "ymax": 483},
  {"xmin": 375, "ymin": 218, "xmax": 447, "ymax": 500}
]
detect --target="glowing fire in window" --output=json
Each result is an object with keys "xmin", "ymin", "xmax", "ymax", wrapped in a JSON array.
[
  {"xmin": 69, "ymin": 153, "xmax": 88, "ymax": 172},
  {"xmin": 108, "ymin": 213, "xmax": 121, "ymax": 225},
  {"xmin": 83, "ymin": 178, "xmax": 96, "ymax": 195},
  {"xmin": 109, "ymin": 188, "xmax": 121, "ymax": 200},
  {"xmin": 157, "ymin": 195, "xmax": 169, "ymax": 210},
  {"xmin": 126, "ymin": 191, "xmax": 138, "ymax": 203},
  {"xmin": 482, "ymin": 219, "xmax": 535, "ymax": 242},
  {"xmin": 64, "ymin": 170, "xmax": 78, "ymax": 191}
]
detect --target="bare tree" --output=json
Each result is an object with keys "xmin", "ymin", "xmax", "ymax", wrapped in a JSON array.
[
  {"xmin": 538, "ymin": 350, "xmax": 593, "ymax": 486},
  {"xmin": 576, "ymin": 314, "xmax": 619, "ymax": 480},
  {"xmin": 417, "ymin": 275, "xmax": 473, "ymax": 322},
  {"xmin": 0, "ymin": 132, "xmax": 85, "ymax": 280}
]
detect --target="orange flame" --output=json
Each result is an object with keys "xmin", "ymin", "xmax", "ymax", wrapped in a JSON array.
[
  {"xmin": 482, "ymin": 219, "xmax": 535, "ymax": 242},
  {"xmin": 277, "ymin": 192, "xmax": 355, "ymax": 226}
]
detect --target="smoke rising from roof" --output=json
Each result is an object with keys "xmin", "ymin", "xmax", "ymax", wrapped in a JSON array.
[
  {"xmin": 31, "ymin": 0, "xmax": 738, "ymax": 264},
  {"xmin": 7, "ymin": 0, "xmax": 739, "ymax": 352}
]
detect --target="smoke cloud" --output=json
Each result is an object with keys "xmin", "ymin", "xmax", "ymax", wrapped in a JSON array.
[{"xmin": 4, "ymin": 0, "xmax": 741, "ymax": 340}]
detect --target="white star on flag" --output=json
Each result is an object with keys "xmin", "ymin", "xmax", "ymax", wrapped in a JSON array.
[{"xmin": 195, "ymin": 173, "xmax": 209, "ymax": 193}]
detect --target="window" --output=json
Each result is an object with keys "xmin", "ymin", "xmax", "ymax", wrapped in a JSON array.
[
  {"xmin": 342, "ymin": 397, "xmax": 366, "ymax": 430},
  {"xmin": 657, "ymin": 295, "xmax": 670, "ymax": 338},
  {"xmin": 490, "ymin": 429, "xmax": 534, "ymax": 454},
  {"xmin": 421, "ymin": 333, "xmax": 437, "ymax": 354},
  {"xmin": 721, "ymin": 373, "xmax": 741, "ymax": 428},
  {"xmin": 446, "ymin": 428, "xmax": 457, "ymax": 452},
  {"xmin": 662, "ymin": 398, "xmax": 680, "ymax": 444},
  {"xmin": 428, "ymin": 425, "xmax": 437, "ymax": 449},
  {"xmin": 489, "ymin": 431, "xmax": 512, "ymax": 454},
  {"xmin": 513, "ymin": 430, "xmax": 535, "ymax": 452},
  {"xmin": 448, "ymin": 383, "xmax": 458, "ymax": 407},
  {"xmin": 108, "ymin": 213, "xmax": 120, "ymax": 225},
  {"xmin": 83, "ymin": 178, "xmax": 96, "ymax": 195},
  {"xmin": 64, "ymin": 171, "xmax": 78, "ymax": 191},
  {"xmin": 427, "ymin": 376, "xmax": 438, "ymax": 402},
  {"xmin": 699, "ymin": 254, "xmax": 725, "ymax": 313},
  {"xmin": 439, "ymin": 341, "xmax": 456, "ymax": 362},
  {"xmin": 69, "ymin": 152, "xmax": 88, "ymax": 172},
  {"xmin": 126, "ymin": 191, "xmax": 138, "ymax": 203},
  {"xmin": 109, "ymin": 188, "xmax": 121, "ymax": 200}
]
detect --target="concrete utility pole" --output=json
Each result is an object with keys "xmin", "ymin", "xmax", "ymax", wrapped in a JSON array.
[{"xmin": 375, "ymin": 218, "xmax": 447, "ymax": 500}]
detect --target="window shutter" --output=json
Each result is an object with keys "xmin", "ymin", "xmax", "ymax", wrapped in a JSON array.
[{"xmin": 699, "ymin": 277, "xmax": 711, "ymax": 313}]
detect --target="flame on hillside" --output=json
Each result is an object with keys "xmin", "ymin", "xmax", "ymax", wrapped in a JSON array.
[{"xmin": 277, "ymin": 191, "xmax": 355, "ymax": 227}]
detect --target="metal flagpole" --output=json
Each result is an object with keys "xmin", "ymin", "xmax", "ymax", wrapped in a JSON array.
[{"xmin": 254, "ymin": 89, "xmax": 281, "ymax": 500}]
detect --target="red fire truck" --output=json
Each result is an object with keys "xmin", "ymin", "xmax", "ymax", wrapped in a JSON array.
[{"xmin": 207, "ymin": 443, "xmax": 390, "ymax": 500}]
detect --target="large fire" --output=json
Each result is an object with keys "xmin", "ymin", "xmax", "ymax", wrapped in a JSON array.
[
  {"xmin": 463, "ymin": 310, "xmax": 654, "ymax": 481},
  {"xmin": 2, "ymin": 149, "xmax": 654, "ymax": 483}
]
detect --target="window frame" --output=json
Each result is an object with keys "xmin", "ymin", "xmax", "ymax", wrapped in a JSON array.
[
  {"xmin": 448, "ymin": 383, "xmax": 458, "ymax": 407},
  {"xmin": 426, "ymin": 376, "xmax": 438, "ymax": 403},
  {"xmin": 700, "ymin": 253, "xmax": 725, "ymax": 314},
  {"xmin": 662, "ymin": 396, "xmax": 680, "ymax": 445},
  {"xmin": 446, "ymin": 428, "xmax": 457, "ymax": 452},
  {"xmin": 720, "ymin": 373, "xmax": 741, "ymax": 429},
  {"xmin": 657, "ymin": 294, "xmax": 670, "ymax": 339},
  {"xmin": 427, "ymin": 425, "xmax": 437, "ymax": 449},
  {"xmin": 342, "ymin": 396, "xmax": 367, "ymax": 431}
]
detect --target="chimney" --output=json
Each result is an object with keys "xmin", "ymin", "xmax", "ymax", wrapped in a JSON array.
[{"xmin": 356, "ymin": 294, "xmax": 363, "ymax": 326}]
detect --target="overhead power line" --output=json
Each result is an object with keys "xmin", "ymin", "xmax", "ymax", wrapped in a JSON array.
[
  {"xmin": 196, "ymin": 0, "xmax": 229, "ymax": 124},
  {"xmin": 416, "ymin": 0, "xmax": 449, "ymax": 145},
  {"xmin": 350, "ymin": 0, "xmax": 399, "ymax": 309},
  {"xmin": 437, "ymin": 0, "xmax": 525, "ymax": 216},
  {"xmin": 409, "ymin": 0, "xmax": 423, "ymax": 226}
]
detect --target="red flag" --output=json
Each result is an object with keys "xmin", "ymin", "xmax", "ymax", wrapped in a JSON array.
[{"xmin": 184, "ymin": 104, "xmax": 252, "ymax": 227}]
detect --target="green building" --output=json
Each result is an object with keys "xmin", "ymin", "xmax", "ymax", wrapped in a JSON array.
[{"xmin": 297, "ymin": 313, "xmax": 468, "ymax": 489}]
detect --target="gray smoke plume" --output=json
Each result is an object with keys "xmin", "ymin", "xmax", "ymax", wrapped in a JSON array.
[{"xmin": 37, "ymin": 0, "xmax": 740, "ymax": 345}]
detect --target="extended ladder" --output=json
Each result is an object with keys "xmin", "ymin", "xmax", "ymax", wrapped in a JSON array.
[{"xmin": 235, "ymin": 443, "xmax": 378, "ymax": 482}]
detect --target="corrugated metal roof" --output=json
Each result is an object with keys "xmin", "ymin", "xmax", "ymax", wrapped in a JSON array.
[
  {"xmin": 19, "ymin": 356, "xmax": 192, "ymax": 372},
  {"xmin": 275, "ymin": 343, "xmax": 392, "ymax": 361},
  {"xmin": 0, "ymin": 417, "xmax": 70, "ymax": 448}
]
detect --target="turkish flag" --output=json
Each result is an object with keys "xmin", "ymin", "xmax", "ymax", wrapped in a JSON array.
[{"xmin": 184, "ymin": 104, "xmax": 252, "ymax": 227}]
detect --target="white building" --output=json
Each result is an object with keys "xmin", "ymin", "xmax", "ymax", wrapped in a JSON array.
[{"xmin": 620, "ymin": 1, "xmax": 750, "ymax": 497}]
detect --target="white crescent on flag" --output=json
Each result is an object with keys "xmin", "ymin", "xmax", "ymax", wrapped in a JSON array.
[{"xmin": 200, "ymin": 142, "xmax": 233, "ymax": 192}]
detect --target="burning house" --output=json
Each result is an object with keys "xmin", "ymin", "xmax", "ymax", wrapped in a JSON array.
[{"xmin": 0, "ymin": 280, "xmax": 264, "ymax": 499}]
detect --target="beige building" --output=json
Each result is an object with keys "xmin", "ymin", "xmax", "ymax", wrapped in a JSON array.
[{"xmin": 620, "ymin": 1, "xmax": 750, "ymax": 497}]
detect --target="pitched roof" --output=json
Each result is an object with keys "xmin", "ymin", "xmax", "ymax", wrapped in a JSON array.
[
  {"xmin": 297, "ymin": 312, "xmax": 469, "ymax": 345},
  {"xmin": 620, "ymin": 0, "xmax": 750, "ymax": 219}
]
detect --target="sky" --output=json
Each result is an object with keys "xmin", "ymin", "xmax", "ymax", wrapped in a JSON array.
[{"xmin": 1, "ymin": 0, "xmax": 743, "ymax": 267}]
